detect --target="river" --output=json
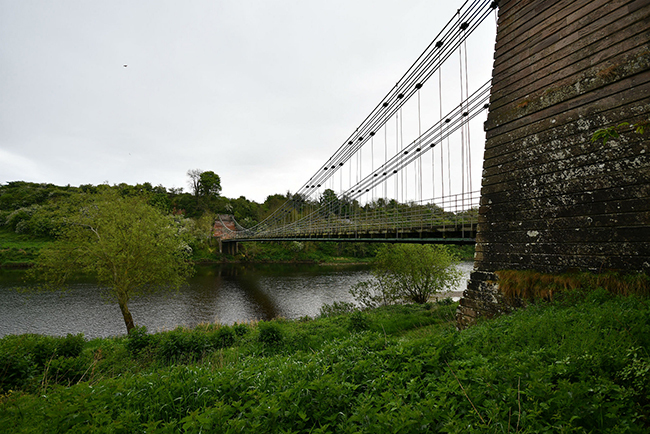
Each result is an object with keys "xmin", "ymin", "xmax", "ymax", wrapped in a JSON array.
[{"xmin": 0, "ymin": 261, "xmax": 473, "ymax": 339}]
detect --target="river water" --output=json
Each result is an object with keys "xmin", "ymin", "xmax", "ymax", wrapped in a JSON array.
[{"xmin": 0, "ymin": 262, "xmax": 472, "ymax": 339}]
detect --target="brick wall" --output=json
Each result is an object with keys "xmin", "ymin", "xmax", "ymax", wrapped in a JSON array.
[{"xmin": 457, "ymin": 0, "xmax": 650, "ymax": 328}]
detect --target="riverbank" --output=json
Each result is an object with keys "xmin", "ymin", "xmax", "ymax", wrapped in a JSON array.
[
  {"xmin": 0, "ymin": 229, "xmax": 476, "ymax": 268},
  {"xmin": 2, "ymin": 289, "xmax": 649, "ymax": 433}
]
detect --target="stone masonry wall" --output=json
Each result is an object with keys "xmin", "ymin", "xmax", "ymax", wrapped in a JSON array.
[{"xmin": 457, "ymin": 0, "xmax": 650, "ymax": 328}]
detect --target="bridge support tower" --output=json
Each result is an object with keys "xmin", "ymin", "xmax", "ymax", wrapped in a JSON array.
[{"xmin": 458, "ymin": 0, "xmax": 650, "ymax": 328}]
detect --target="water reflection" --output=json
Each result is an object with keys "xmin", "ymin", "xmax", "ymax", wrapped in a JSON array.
[{"xmin": 0, "ymin": 262, "xmax": 472, "ymax": 339}]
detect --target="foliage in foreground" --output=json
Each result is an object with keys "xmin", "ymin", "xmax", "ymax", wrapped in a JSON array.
[{"xmin": 1, "ymin": 290, "xmax": 649, "ymax": 433}]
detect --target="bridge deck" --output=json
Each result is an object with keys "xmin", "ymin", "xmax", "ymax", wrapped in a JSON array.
[{"xmin": 221, "ymin": 224, "xmax": 477, "ymax": 245}]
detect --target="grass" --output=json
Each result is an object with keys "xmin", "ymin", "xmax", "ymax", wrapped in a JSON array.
[{"xmin": 1, "ymin": 289, "xmax": 649, "ymax": 433}]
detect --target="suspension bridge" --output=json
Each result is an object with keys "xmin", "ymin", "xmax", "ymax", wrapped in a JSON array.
[{"xmin": 217, "ymin": 0, "xmax": 499, "ymax": 249}]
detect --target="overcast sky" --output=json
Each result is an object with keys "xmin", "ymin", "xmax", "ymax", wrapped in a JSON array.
[{"xmin": 1, "ymin": 1, "xmax": 497, "ymax": 203}]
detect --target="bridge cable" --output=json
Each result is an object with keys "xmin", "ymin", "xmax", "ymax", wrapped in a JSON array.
[
  {"xmin": 418, "ymin": 85, "xmax": 422, "ymax": 204},
  {"xmin": 246, "ymin": 80, "xmax": 492, "ymax": 239},
  {"xmin": 439, "ymin": 66, "xmax": 443, "ymax": 204},
  {"xmin": 340, "ymin": 81, "xmax": 491, "ymax": 203},
  {"xmin": 293, "ymin": 0, "xmax": 493, "ymax": 199},
  {"xmin": 464, "ymin": 32, "xmax": 473, "ymax": 202},
  {"xmin": 458, "ymin": 9, "xmax": 466, "ymax": 211},
  {"xmin": 240, "ymin": 0, "xmax": 497, "ymax": 235}
]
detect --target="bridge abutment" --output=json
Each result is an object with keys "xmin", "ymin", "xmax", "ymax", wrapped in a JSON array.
[
  {"xmin": 222, "ymin": 241, "xmax": 239, "ymax": 256},
  {"xmin": 458, "ymin": 0, "xmax": 650, "ymax": 327}
]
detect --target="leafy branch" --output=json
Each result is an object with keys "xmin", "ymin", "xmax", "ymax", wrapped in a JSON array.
[{"xmin": 591, "ymin": 120, "xmax": 649, "ymax": 145}]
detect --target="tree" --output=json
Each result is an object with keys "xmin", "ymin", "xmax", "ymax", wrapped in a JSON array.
[
  {"xmin": 187, "ymin": 169, "xmax": 203, "ymax": 197},
  {"xmin": 187, "ymin": 169, "xmax": 222, "ymax": 198},
  {"xmin": 350, "ymin": 244, "xmax": 461, "ymax": 307},
  {"xmin": 260, "ymin": 193, "xmax": 288, "ymax": 220},
  {"xmin": 319, "ymin": 189, "xmax": 340, "ymax": 217},
  {"xmin": 31, "ymin": 191, "xmax": 194, "ymax": 334},
  {"xmin": 198, "ymin": 171, "xmax": 221, "ymax": 197},
  {"xmin": 186, "ymin": 169, "xmax": 222, "ymax": 214}
]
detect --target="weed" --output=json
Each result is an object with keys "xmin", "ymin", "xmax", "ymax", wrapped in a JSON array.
[
  {"xmin": 319, "ymin": 300, "xmax": 356, "ymax": 318},
  {"xmin": 209, "ymin": 325, "xmax": 235, "ymax": 349},
  {"xmin": 348, "ymin": 310, "xmax": 370, "ymax": 332},
  {"xmin": 0, "ymin": 352, "xmax": 35, "ymax": 393},
  {"xmin": 232, "ymin": 322, "xmax": 249, "ymax": 337},
  {"xmin": 257, "ymin": 322, "xmax": 283, "ymax": 347},
  {"xmin": 495, "ymin": 269, "xmax": 650, "ymax": 302},
  {"xmin": 125, "ymin": 325, "xmax": 154, "ymax": 356}
]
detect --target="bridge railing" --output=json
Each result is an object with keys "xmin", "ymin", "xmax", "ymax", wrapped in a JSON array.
[{"xmin": 222, "ymin": 190, "xmax": 479, "ymax": 241}]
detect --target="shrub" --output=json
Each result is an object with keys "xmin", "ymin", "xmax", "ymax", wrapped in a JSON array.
[
  {"xmin": 27, "ymin": 334, "xmax": 85, "ymax": 365},
  {"xmin": 126, "ymin": 326, "xmax": 154, "ymax": 356},
  {"xmin": 159, "ymin": 328, "xmax": 198, "ymax": 362},
  {"xmin": 0, "ymin": 352, "xmax": 36, "ymax": 392},
  {"xmin": 46, "ymin": 355, "xmax": 89, "ymax": 385},
  {"xmin": 348, "ymin": 310, "xmax": 370, "ymax": 332},
  {"xmin": 57, "ymin": 333, "xmax": 85, "ymax": 358},
  {"xmin": 350, "ymin": 244, "xmax": 461, "ymax": 307},
  {"xmin": 232, "ymin": 323, "xmax": 249, "ymax": 337},
  {"xmin": 209, "ymin": 326, "xmax": 235, "ymax": 349},
  {"xmin": 319, "ymin": 300, "xmax": 357, "ymax": 318},
  {"xmin": 31, "ymin": 337, "xmax": 58, "ymax": 366},
  {"xmin": 258, "ymin": 322, "xmax": 283, "ymax": 346}
]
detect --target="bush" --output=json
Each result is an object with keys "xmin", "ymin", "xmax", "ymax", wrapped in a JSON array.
[
  {"xmin": 348, "ymin": 310, "xmax": 370, "ymax": 332},
  {"xmin": 319, "ymin": 300, "xmax": 357, "ymax": 318},
  {"xmin": 126, "ymin": 326, "xmax": 154, "ymax": 356},
  {"xmin": 232, "ymin": 323, "xmax": 249, "ymax": 337},
  {"xmin": 0, "ymin": 334, "xmax": 87, "ymax": 391},
  {"xmin": 28, "ymin": 334, "xmax": 85, "ymax": 364},
  {"xmin": 0, "ymin": 352, "xmax": 36, "ymax": 392},
  {"xmin": 46, "ymin": 355, "xmax": 89, "ymax": 385},
  {"xmin": 258, "ymin": 322, "xmax": 283, "ymax": 346},
  {"xmin": 31, "ymin": 338, "xmax": 58, "ymax": 366},
  {"xmin": 159, "ymin": 328, "xmax": 202, "ymax": 362},
  {"xmin": 57, "ymin": 333, "xmax": 85, "ymax": 358},
  {"xmin": 350, "ymin": 244, "xmax": 461, "ymax": 307},
  {"xmin": 209, "ymin": 326, "xmax": 235, "ymax": 349}
]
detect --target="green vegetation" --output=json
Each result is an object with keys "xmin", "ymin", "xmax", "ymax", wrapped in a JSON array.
[
  {"xmin": 1, "ymin": 289, "xmax": 649, "ymax": 433},
  {"xmin": 29, "ymin": 191, "xmax": 195, "ymax": 334},
  {"xmin": 0, "ymin": 177, "xmax": 477, "ymax": 268},
  {"xmin": 0, "ymin": 178, "xmax": 426, "ymax": 267},
  {"xmin": 0, "ymin": 231, "xmax": 50, "ymax": 268},
  {"xmin": 591, "ymin": 119, "xmax": 649, "ymax": 145},
  {"xmin": 236, "ymin": 242, "xmax": 473, "ymax": 264},
  {"xmin": 351, "ymin": 244, "xmax": 462, "ymax": 307},
  {"xmin": 237, "ymin": 240, "xmax": 380, "ymax": 263},
  {"xmin": 0, "ymin": 177, "xmax": 474, "ymax": 267}
]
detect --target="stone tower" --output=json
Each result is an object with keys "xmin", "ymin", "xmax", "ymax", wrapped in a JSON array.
[{"xmin": 458, "ymin": 0, "xmax": 650, "ymax": 327}]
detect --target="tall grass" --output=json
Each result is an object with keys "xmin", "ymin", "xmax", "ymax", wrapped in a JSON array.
[{"xmin": 496, "ymin": 269, "xmax": 650, "ymax": 301}]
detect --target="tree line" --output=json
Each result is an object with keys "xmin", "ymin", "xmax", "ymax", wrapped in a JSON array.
[{"xmin": 0, "ymin": 171, "xmax": 300, "ymax": 239}]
